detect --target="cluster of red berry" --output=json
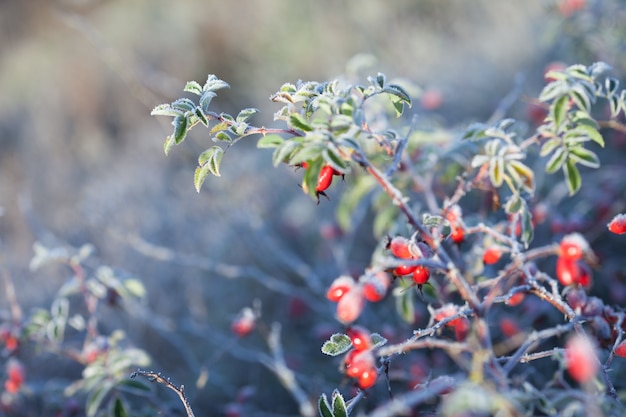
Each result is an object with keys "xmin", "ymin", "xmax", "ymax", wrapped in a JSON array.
[
  {"xmin": 326, "ymin": 272, "xmax": 390, "ymax": 325},
  {"xmin": 343, "ymin": 326, "xmax": 377, "ymax": 389},
  {"xmin": 555, "ymin": 234, "xmax": 592, "ymax": 288},
  {"xmin": 388, "ymin": 236, "xmax": 432, "ymax": 286}
]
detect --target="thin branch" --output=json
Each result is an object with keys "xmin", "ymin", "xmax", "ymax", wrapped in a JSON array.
[{"xmin": 131, "ymin": 370, "xmax": 196, "ymax": 417}]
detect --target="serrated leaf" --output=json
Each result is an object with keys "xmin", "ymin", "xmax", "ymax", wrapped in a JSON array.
[
  {"xmin": 384, "ymin": 84, "xmax": 412, "ymax": 105},
  {"xmin": 163, "ymin": 135, "xmax": 176, "ymax": 155},
  {"xmin": 272, "ymin": 140, "xmax": 300, "ymax": 167},
  {"xmin": 213, "ymin": 131, "xmax": 232, "ymax": 143},
  {"xmin": 318, "ymin": 394, "xmax": 334, "ymax": 417},
  {"xmin": 551, "ymin": 95, "xmax": 569, "ymax": 128},
  {"xmin": 370, "ymin": 333, "xmax": 388, "ymax": 348},
  {"xmin": 200, "ymin": 91, "xmax": 217, "ymax": 114},
  {"xmin": 332, "ymin": 391, "xmax": 348, "ymax": 417},
  {"xmin": 203, "ymin": 76, "xmax": 230, "ymax": 92},
  {"xmin": 321, "ymin": 333, "xmax": 352, "ymax": 356},
  {"xmin": 322, "ymin": 147, "xmax": 349, "ymax": 172},
  {"xmin": 194, "ymin": 164, "xmax": 211, "ymax": 193},
  {"xmin": 504, "ymin": 194, "xmax": 522, "ymax": 214},
  {"xmin": 172, "ymin": 98, "xmax": 196, "ymax": 113},
  {"xmin": 569, "ymin": 146, "xmax": 600, "ymax": 168},
  {"xmin": 236, "ymin": 108, "xmax": 259, "ymax": 123},
  {"xmin": 289, "ymin": 113, "xmax": 314, "ymax": 132},
  {"xmin": 194, "ymin": 107, "xmax": 209, "ymax": 127},
  {"xmin": 422, "ymin": 214, "xmax": 445, "ymax": 228},
  {"xmin": 151, "ymin": 104, "xmax": 183, "ymax": 117},
  {"xmin": 564, "ymin": 158, "xmax": 581, "ymax": 195},
  {"xmin": 539, "ymin": 138, "xmax": 561, "ymax": 157},
  {"xmin": 173, "ymin": 116, "xmax": 189, "ymax": 144},
  {"xmin": 545, "ymin": 146, "xmax": 566, "ymax": 174},
  {"xmin": 539, "ymin": 81, "xmax": 567, "ymax": 102},
  {"xmin": 390, "ymin": 97, "xmax": 405, "ymax": 117},
  {"xmin": 257, "ymin": 134, "xmax": 285, "ymax": 149},
  {"xmin": 184, "ymin": 81, "xmax": 203, "ymax": 96},
  {"xmin": 576, "ymin": 124, "xmax": 604, "ymax": 147}
]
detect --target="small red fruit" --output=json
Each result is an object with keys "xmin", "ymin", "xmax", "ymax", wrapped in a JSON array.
[
  {"xmin": 362, "ymin": 272, "xmax": 390, "ymax": 302},
  {"xmin": 483, "ymin": 247, "xmax": 503, "ymax": 265},
  {"xmin": 614, "ymin": 340, "xmax": 626, "ymax": 358},
  {"xmin": 450, "ymin": 227, "xmax": 465, "ymax": 244},
  {"xmin": 389, "ymin": 236, "xmax": 413, "ymax": 259},
  {"xmin": 556, "ymin": 257, "xmax": 579, "ymax": 286},
  {"xmin": 347, "ymin": 326, "xmax": 372, "ymax": 351},
  {"xmin": 4, "ymin": 359, "xmax": 25, "ymax": 394},
  {"xmin": 565, "ymin": 334, "xmax": 598, "ymax": 383},
  {"xmin": 357, "ymin": 367, "xmax": 378, "ymax": 389},
  {"xmin": 608, "ymin": 214, "xmax": 626, "ymax": 235},
  {"xmin": 344, "ymin": 350, "xmax": 375, "ymax": 378},
  {"xmin": 336, "ymin": 285, "xmax": 365, "ymax": 324},
  {"xmin": 411, "ymin": 266, "xmax": 430, "ymax": 285},
  {"xmin": 231, "ymin": 308, "xmax": 256, "ymax": 337},
  {"xmin": 453, "ymin": 317, "xmax": 470, "ymax": 341},
  {"xmin": 500, "ymin": 317, "xmax": 521, "ymax": 337},
  {"xmin": 507, "ymin": 292, "xmax": 525, "ymax": 307},
  {"xmin": 316, "ymin": 165, "xmax": 336, "ymax": 194},
  {"xmin": 326, "ymin": 276, "xmax": 355, "ymax": 302}
]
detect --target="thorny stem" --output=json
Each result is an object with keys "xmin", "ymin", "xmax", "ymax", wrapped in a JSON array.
[
  {"xmin": 131, "ymin": 370, "xmax": 196, "ymax": 417},
  {"xmin": 351, "ymin": 150, "xmax": 482, "ymax": 313}
]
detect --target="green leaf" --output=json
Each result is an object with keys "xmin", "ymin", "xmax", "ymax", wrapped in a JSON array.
[
  {"xmin": 569, "ymin": 146, "xmax": 600, "ymax": 168},
  {"xmin": 203, "ymin": 75, "xmax": 230, "ymax": 92},
  {"xmin": 610, "ymin": 95, "xmax": 621, "ymax": 118},
  {"xmin": 384, "ymin": 84, "xmax": 412, "ymax": 105},
  {"xmin": 195, "ymin": 107, "xmax": 209, "ymax": 127},
  {"xmin": 605, "ymin": 77, "xmax": 619, "ymax": 96},
  {"xmin": 200, "ymin": 91, "xmax": 217, "ymax": 114},
  {"xmin": 539, "ymin": 81, "xmax": 567, "ymax": 102},
  {"xmin": 163, "ymin": 135, "xmax": 176, "ymax": 155},
  {"xmin": 564, "ymin": 158, "xmax": 581, "ymax": 195},
  {"xmin": 462, "ymin": 123, "xmax": 488, "ymax": 140},
  {"xmin": 332, "ymin": 390, "xmax": 348, "ymax": 417},
  {"xmin": 257, "ymin": 134, "xmax": 285, "ymax": 149},
  {"xmin": 151, "ymin": 104, "xmax": 183, "ymax": 117},
  {"xmin": 321, "ymin": 333, "xmax": 352, "ymax": 356},
  {"xmin": 551, "ymin": 95, "xmax": 569, "ymax": 128},
  {"xmin": 504, "ymin": 194, "xmax": 522, "ymax": 214},
  {"xmin": 113, "ymin": 398, "xmax": 129, "ymax": 417},
  {"xmin": 322, "ymin": 147, "xmax": 349, "ymax": 172},
  {"xmin": 194, "ymin": 161, "xmax": 214, "ymax": 192},
  {"xmin": 545, "ymin": 147, "xmax": 567, "ymax": 174},
  {"xmin": 371, "ymin": 72, "xmax": 386, "ymax": 88},
  {"xmin": 172, "ymin": 98, "xmax": 196, "ymax": 113},
  {"xmin": 575, "ymin": 124, "xmax": 604, "ymax": 147},
  {"xmin": 213, "ymin": 131, "xmax": 232, "ymax": 143},
  {"xmin": 302, "ymin": 158, "xmax": 323, "ymax": 199},
  {"xmin": 184, "ymin": 81, "xmax": 203, "ymax": 96},
  {"xmin": 289, "ymin": 113, "xmax": 314, "ymax": 132},
  {"xmin": 396, "ymin": 288, "xmax": 415, "ymax": 324},
  {"xmin": 390, "ymin": 96, "xmax": 405, "ymax": 117},
  {"xmin": 370, "ymin": 333, "xmax": 388, "ymax": 348},
  {"xmin": 521, "ymin": 208, "xmax": 534, "ymax": 247},
  {"xmin": 173, "ymin": 116, "xmax": 189, "ymax": 144},
  {"xmin": 318, "ymin": 394, "xmax": 334, "ymax": 417},
  {"xmin": 569, "ymin": 89, "xmax": 590, "ymax": 113},
  {"xmin": 272, "ymin": 140, "xmax": 300, "ymax": 167},
  {"xmin": 539, "ymin": 138, "xmax": 561, "ymax": 157},
  {"xmin": 236, "ymin": 108, "xmax": 259, "ymax": 123},
  {"xmin": 86, "ymin": 380, "xmax": 115, "ymax": 417}
]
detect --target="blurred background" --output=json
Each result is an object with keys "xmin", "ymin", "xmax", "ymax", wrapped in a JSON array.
[{"xmin": 1, "ymin": 0, "xmax": 625, "ymax": 414}]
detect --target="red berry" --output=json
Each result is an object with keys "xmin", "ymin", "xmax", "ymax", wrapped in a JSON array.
[
  {"xmin": 608, "ymin": 214, "xmax": 626, "ymax": 235},
  {"xmin": 507, "ymin": 292, "xmax": 525, "ymax": 307},
  {"xmin": 614, "ymin": 340, "xmax": 626, "ymax": 358},
  {"xmin": 389, "ymin": 236, "xmax": 413, "ymax": 259},
  {"xmin": 565, "ymin": 334, "xmax": 598, "ymax": 383},
  {"xmin": 556, "ymin": 257, "xmax": 579, "ymax": 286},
  {"xmin": 393, "ymin": 265, "xmax": 418, "ymax": 276},
  {"xmin": 411, "ymin": 266, "xmax": 430, "ymax": 285},
  {"xmin": 560, "ymin": 241, "xmax": 583, "ymax": 261},
  {"xmin": 4, "ymin": 359, "xmax": 25, "ymax": 394},
  {"xmin": 362, "ymin": 272, "xmax": 390, "ymax": 302},
  {"xmin": 500, "ymin": 317, "xmax": 521, "ymax": 337},
  {"xmin": 231, "ymin": 308, "xmax": 256, "ymax": 337},
  {"xmin": 344, "ymin": 350, "xmax": 375, "ymax": 378},
  {"xmin": 326, "ymin": 276, "xmax": 355, "ymax": 302},
  {"xmin": 336, "ymin": 285, "xmax": 365, "ymax": 324},
  {"xmin": 357, "ymin": 367, "xmax": 378, "ymax": 389},
  {"xmin": 420, "ymin": 88, "xmax": 443, "ymax": 110},
  {"xmin": 347, "ymin": 326, "xmax": 372, "ymax": 351},
  {"xmin": 450, "ymin": 227, "xmax": 465, "ymax": 244},
  {"xmin": 316, "ymin": 165, "xmax": 336, "ymax": 193},
  {"xmin": 483, "ymin": 247, "xmax": 503, "ymax": 265},
  {"xmin": 454, "ymin": 318, "xmax": 470, "ymax": 341}
]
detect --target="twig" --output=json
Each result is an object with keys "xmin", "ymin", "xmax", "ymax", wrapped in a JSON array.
[{"xmin": 131, "ymin": 370, "xmax": 196, "ymax": 417}]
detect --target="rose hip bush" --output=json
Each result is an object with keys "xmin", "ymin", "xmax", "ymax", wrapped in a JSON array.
[{"xmin": 143, "ymin": 59, "xmax": 626, "ymax": 416}]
